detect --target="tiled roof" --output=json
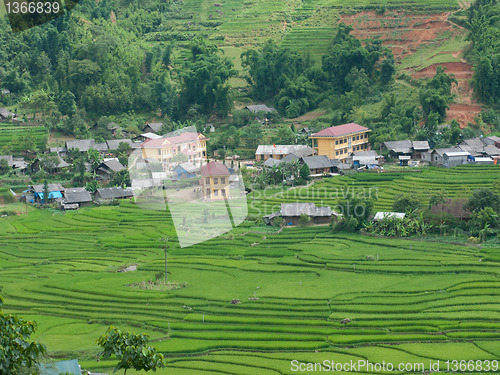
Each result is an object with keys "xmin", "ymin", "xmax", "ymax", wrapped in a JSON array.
[
  {"xmin": 201, "ymin": 161, "xmax": 229, "ymax": 176},
  {"xmin": 141, "ymin": 133, "xmax": 207, "ymax": 148},
  {"xmin": 311, "ymin": 123, "xmax": 369, "ymax": 137}
]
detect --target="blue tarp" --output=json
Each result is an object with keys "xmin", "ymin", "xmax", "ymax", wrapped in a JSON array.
[{"xmin": 37, "ymin": 191, "xmax": 63, "ymax": 199}]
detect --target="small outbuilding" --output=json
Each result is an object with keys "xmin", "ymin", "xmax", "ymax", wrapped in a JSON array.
[
  {"xmin": 443, "ymin": 152, "xmax": 470, "ymax": 168},
  {"xmin": 95, "ymin": 187, "xmax": 133, "ymax": 201},
  {"xmin": 63, "ymin": 187, "xmax": 93, "ymax": 207},
  {"xmin": 264, "ymin": 202, "xmax": 333, "ymax": 225}
]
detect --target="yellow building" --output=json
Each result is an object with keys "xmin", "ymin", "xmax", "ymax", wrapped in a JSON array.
[
  {"xmin": 309, "ymin": 123, "xmax": 371, "ymax": 161},
  {"xmin": 140, "ymin": 132, "xmax": 208, "ymax": 166},
  {"xmin": 200, "ymin": 161, "xmax": 230, "ymax": 201}
]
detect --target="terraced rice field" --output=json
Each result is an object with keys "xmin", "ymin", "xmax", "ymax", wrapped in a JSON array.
[
  {"xmin": 250, "ymin": 165, "xmax": 500, "ymax": 215},
  {"xmin": 1, "ymin": 169, "xmax": 500, "ymax": 374},
  {"xmin": 0, "ymin": 123, "xmax": 48, "ymax": 152}
]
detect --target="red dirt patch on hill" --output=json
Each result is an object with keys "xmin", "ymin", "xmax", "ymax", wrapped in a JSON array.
[
  {"xmin": 341, "ymin": 10, "xmax": 478, "ymax": 128},
  {"xmin": 446, "ymin": 103, "xmax": 482, "ymax": 128},
  {"xmin": 412, "ymin": 62, "xmax": 473, "ymax": 79}
]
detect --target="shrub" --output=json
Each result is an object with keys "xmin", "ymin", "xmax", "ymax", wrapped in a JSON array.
[{"xmin": 298, "ymin": 213, "xmax": 311, "ymax": 227}]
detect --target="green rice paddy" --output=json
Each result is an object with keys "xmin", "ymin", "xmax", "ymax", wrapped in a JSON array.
[{"xmin": 1, "ymin": 166, "xmax": 500, "ymax": 374}]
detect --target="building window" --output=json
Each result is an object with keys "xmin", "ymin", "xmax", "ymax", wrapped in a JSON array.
[
  {"xmin": 221, "ymin": 189, "xmax": 226, "ymax": 196},
  {"xmin": 214, "ymin": 177, "xmax": 218, "ymax": 184},
  {"xmin": 336, "ymin": 151, "xmax": 339, "ymax": 155},
  {"xmin": 357, "ymin": 146, "xmax": 360, "ymax": 150},
  {"xmin": 352, "ymin": 137, "xmax": 355, "ymax": 141},
  {"xmin": 158, "ymin": 150, "xmax": 161, "ymax": 155},
  {"xmin": 206, "ymin": 188, "xmax": 210, "ymax": 197},
  {"xmin": 335, "ymin": 140, "xmax": 338, "ymax": 145},
  {"xmin": 205, "ymin": 177, "xmax": 210, "ymax": 184},
  {"xmin": 356, "ymin": 136, "xmax": 359, "ymax": 140},
  {"xmin": 340, "ymin": 139, "xmax": 343, "ymax": 144},
  {"xmin": 214, "ymin": 189, "xmax": 218, "ymax": 196},
  {"xmin": 221, "ymin": 177, "xmax": 225, "ymax": 184}
]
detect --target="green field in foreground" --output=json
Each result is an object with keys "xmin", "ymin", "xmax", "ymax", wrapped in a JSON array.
[{"xmin": 1, "ymin": 172, "xmax": 500, "ymax": 374}]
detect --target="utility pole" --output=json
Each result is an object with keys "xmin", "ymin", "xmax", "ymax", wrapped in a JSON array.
[{"xmin": 159, "ymin": 237, "xmax": 169, "ymax": 283}]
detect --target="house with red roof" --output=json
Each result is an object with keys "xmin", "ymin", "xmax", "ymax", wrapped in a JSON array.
[
  {"xmin": 200, "ymin": 161, "xmax": 230, "ymax": 201},
  {"xmin": 309, "ymin": 123, "xmax": 371, "ymax": 161},
  {"xmin": 139, "ymin": 132, "xmax": 208, "ymax": 168}
]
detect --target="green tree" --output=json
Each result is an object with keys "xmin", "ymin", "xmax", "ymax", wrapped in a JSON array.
[
  {"xmin": 393, "ymin": 193, "xmax": 421, "ymax": 212},
  {"xmin": 59, "ymin": 91, "xmax": 77, "ymax": 117},
  {"xmin": 178, "ymin": 39, "xmax": 237, "ymax": 117},
  {"xmin": 0, "ymin": 296, "xmax": 46, "ymax": 375},
  {"xmin": 299, "ymin": 163, "xmax": 310, "ymax": 180},
  {"xmin": 272, "ymin": 125, "xmax": 295, "ymax": 145},
  {"xmin": 42, "ymin": 178, "xmax": 50, "ymax": 205},
  {"xmin": 87, "ymin": 148, "xmax": 103, "ymax": 171},
  {"xmin": 0, "ymin": 159, "xmax": 10, "ymax": 175},
  {"xmin": 464, "ymin": 188, "xmax": 500, "ymax": 213},
  {"xmin": 96, "ymin": 326, "xmax": 166, "ymax": 375}
]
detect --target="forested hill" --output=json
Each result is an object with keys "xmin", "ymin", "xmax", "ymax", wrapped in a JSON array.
[{"xmin": 1, "ymin": 0, "xmax": 500, "ymax": 154}]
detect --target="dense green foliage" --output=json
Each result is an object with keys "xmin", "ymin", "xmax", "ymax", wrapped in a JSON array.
[
  {"xmin": 467, "ymin": 0, "xmax": 500, "ymax": 106},
  {"xmin": 241, "ymin": 24, "xmax": 396, "ymax": 119},
  {"xmin": 0, "ymin": 296, "xmax": 46, "ymax": 375},
  {"xmin": 96, "ymin": 326, "xmax": 166, "ymax": 375}
]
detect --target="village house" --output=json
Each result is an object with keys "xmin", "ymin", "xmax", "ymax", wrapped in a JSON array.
[
  {"xmin": 66, "ymin": 139, "xmax": 95, "ymax": 153},
  {"xmin": 63, "ymin": 187, "xmax": 93, "ymax": 208},
  {"xmin": 172, "ymin": 162, "xmax": 198, "ymax": 179},
  {"xmin": 49, "ymin": 146, "xmax": 68, "ymax": 158},
  {"xmin": 140, "ymin": 132, "xmax": 208, "ymax": 167},
  {"xmin": 383, "ymin": 140, "xmax": 413, "ymax": 159},
  {"xmin": 29, "ymin": 183, "xmax": 64, "ymax": 203},
  {"xmin": 301, "ymin": 155, "xmax": 334, "ymax": 175},
  {"xmin": 255, "ymin": 145, "xmax": 313, "ymax": 161},
  {"xmin": 431, "ymin": 198, "xmax": 471, "ymax": 221},
  {"xmin": 443, "ymin": 151, "xmax": 471, "ymax": 168},
  {"xmin": 95, "ymin": 187, "xmax": 134, "ymax": 201},
  {"xmin": 0, "ymin": 108, "xmax": 16, "ymax": 120},
  {"xmin": 200, "ymin": 161, "xmax": 230, "ymax": 201},
  {"xmin": 431, "ymin": 147, "xmax": 462, "ymax": 164},
  {"xmin": 264, "ymin": 202, "xmax": 334, "ymax": 225},
  {"xmin": 309, "ymin": 123, "xmax": 371, "ymax": 162},
  {"xmin": 143, "ymin": 122, "xmax": 163, "ymax": 134},
  {"xmin": 96, "ymin": 159, "xmax": 126, "ymax": 180}
]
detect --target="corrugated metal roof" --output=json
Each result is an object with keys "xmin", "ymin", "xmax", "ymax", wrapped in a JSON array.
[
  {"xmin": 263, "ymin": 158, "xmax": 281, "ymax": 167},
  {"xmin": 432, "ymin": 147, "xmax": 462, "ymax": 156},
  {"xmin": 412, "ymin": 141, "xmax": 430, "ymax": 150},
  {"xmin": 144, "ymin": 123, "xmax": 163, "ymax": 132},
  {"xmin": 246, "ymin": 104, "xmax": 273, "ymax": 113},
  {"xmin": 106, "ymin": 139, "xmax": 133, "ymax": 150},
  {"xmin": 176, "ymin": 162, "xmax": 198, "ymax": 173},
  {"xmin": 64, "ymin": 189, "xmax": 92, "ymax": 204},
  {"xmin": 255, "ymin": 145, "xmax": 310, "ymax": 155},
  {"xmin": 384, "ymin": 140, "xmax": 413, "ymax": 154},
  {"xmin": 99, "ymin": 159, "xmax": 126, "ymax": 172},
  {"xmin": 311, "ymin": 123, "xmax": 369, "ymax": 137},
  {"xmin": 32, "ymin": 183, "xmax": 65, "ymax": 193},
  {"xmin": 444, "ymin": 152, "xmax": 470, "ymax": 157},
  {"xmin": 66, "ymin": 139, "xmax": 95, "ymax": 152},
  {"xmin": 141, "ymin": 133, "xmax": 207, "ymax": 148},
  {"xmin": 302, "ymin": 155, "xmax": 333, "ymax": 169},
  {"xmin": 97, "ymin": 187, "xmax": 133, "ymax": 199}
]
